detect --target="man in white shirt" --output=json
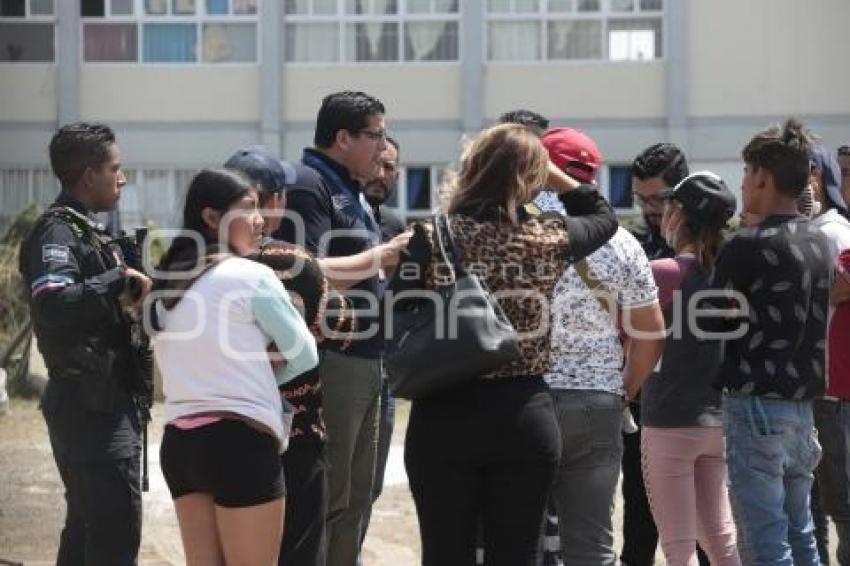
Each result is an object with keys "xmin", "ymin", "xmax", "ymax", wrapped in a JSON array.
[{"xmin": 537, "ymin": 128, "xmax": 666, "ymax": 566}]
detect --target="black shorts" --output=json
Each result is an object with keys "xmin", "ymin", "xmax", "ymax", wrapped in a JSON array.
[{"xmin": 160, "ymin": 419, "xmax": 285, "ymax": 508}]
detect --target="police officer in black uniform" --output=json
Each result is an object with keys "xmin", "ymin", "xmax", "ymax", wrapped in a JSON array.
[{"xmin": 19, "ymin": 122, "xmax": 151, "ymax": 566}]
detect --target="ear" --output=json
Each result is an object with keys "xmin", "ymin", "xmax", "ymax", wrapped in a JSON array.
[
  {"xmin": 335, "ymin": 129, "xmax": 352, "ymax": 151},
  {"xmin": 200, "ymin": 207, "xmax": 222, "ymax": 232},
  {"xmin": 81, "ymin": 166, "xmax": 96, "ymax": 189},
  {"xmin": 754, "ymin": 167, "xmax": 769, "ymax": 189}
]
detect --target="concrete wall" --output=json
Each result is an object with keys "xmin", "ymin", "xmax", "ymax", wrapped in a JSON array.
[
  {"xmin": 484, "ymin": 61, "xmax": 666, "ymax": 121},
  {"xmin": 79, "ymin": 67, "xmax": 261, "ymax": 123},
  {"xmin": 689, "ymin": 0, "xmax": 850, "ymax": 118},
  {"xmin": 281, "ymin": 64, "xmax": 462, "ymax": 122},
  {"xmin": 0, "ymin": 66, "xmax": 56, "ymax": 122}
]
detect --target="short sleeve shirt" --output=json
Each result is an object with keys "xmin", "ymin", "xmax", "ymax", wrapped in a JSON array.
[
  {"xmin": 707, "ymin": 215, "xmax": 831, "ymax": 400},
  {"xmin": 544, "ymin": 227, "xmax": 659, "ymax": 394}
]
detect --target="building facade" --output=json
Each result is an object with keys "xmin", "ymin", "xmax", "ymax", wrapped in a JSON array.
[{"xmin": 1, "ymin": 0, "xmax": 849, "ymax": 230}]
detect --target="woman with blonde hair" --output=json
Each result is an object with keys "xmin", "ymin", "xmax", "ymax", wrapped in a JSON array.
[{"xmin": 389, "ymin": 123, "xmax": 618, "ymax": 565}]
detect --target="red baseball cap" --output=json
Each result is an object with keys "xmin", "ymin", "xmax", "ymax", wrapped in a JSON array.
[{"xmin": 541, "ymin": 127, "xmax": 602, "ymax": 184}]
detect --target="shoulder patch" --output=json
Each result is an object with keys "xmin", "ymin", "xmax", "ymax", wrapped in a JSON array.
[
  {"xmin": 42, "ymin": 244, "xmax": 70, "ymax": 263},
  {"xmin": 331, "ymin": 194, "xmax": 353, "ymax": 211}
]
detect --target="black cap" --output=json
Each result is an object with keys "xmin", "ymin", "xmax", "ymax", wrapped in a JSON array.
[
  {"xmin": 224, "ymin": 146, "xmax": 296, "ymax": 194},
  {"xmin": 663, "ymin": 171, "xmax": 736, "ymax": 223}
]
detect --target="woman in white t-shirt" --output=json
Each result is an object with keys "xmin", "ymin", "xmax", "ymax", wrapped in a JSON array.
[{"xmin": 149, "ymin": 169, "xmax": 318, "ymax": 566}]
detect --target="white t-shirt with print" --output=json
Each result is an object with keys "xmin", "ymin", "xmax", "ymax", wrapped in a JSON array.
[
  {"xmin": 812, "ymin": 208, "xmax": 850, "ymax": 259},
  {"xmin": 544, "ymin": 226, "xmax": 659, "ymax": 394}
]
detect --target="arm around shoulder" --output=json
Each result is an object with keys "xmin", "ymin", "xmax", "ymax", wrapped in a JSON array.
[
  {"xmin": 251, "ymin": 274, "xmax": 319, "ymax": 385},
  {"xmin": 560, "ymin": 185, "xmax": 618, "ymax": 263}
]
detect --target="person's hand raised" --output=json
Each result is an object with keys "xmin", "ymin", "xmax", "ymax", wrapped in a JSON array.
[{"xmin": 379, "ymin": 231, "xmax": 413, "ymax": 268}]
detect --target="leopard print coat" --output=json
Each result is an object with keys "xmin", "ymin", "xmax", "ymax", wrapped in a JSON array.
[
  {"xmin": 391, "ymin": 185, "xmax": 617, "ymax": 380},
  {"xmin": 417, "ymin": 214, "xmax": 570, "ymax": 378}
]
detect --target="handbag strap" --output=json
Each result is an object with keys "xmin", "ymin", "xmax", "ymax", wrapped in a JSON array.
[
  {"xmin": 573, "ymin": 257, "xmax": 616, "ymax": 317},
  {"xmin": 433, "ymin": 213, "xmax": 465, "ymax": 282}
]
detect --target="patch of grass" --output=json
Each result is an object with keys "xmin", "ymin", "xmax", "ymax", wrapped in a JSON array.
[{"xmin": 1, "ymin": 205, "xmax": 38, "ymax": 395}]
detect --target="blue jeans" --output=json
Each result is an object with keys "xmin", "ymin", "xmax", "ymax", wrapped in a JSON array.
[
  {"xmin": 723, "ymin": 394, "xmax": 822, "ymax": 566},
  {"xmin": 814, "ymin": 399, "xmax": 850, "ymax": 565}
]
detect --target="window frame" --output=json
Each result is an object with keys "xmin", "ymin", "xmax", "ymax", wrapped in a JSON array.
[
  {"xmin": 0, "ymin": 0, "xmax": 56, "ymax": 64},
  {"xmin": 282, "ymin": 0, "xmax": 462, "ymax": 65},
  {"xmin": 384, "ymin": 163, "xmax": 448, "ymax": 224},
  {"xmin": 601, "ymin": 163, "xmax": 636, "ymax": 213},
  {"xmin": 80, "ymin": 0, "xmax": 261, "ymax": 66},
  {"xmin": 118, "ymin": 167, "xmax": 200, "ymax": 229},
  {"xmin": 484, "ymin": 0, "xmax": 663, "ymax": 63},
  {"xmin": 0, "ymin": 167, "xmax": 58, "ymax": 234}
]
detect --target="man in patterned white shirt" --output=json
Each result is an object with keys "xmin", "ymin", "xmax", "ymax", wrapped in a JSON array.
[{"xmin": 537, "ymin": 128, "xmax": 666, "ymax": 566}]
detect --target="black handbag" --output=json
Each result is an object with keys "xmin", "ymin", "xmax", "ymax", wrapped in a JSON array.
[{"xmin": 385, "ymin": 213, "xmax": 520, "ymax": 400}]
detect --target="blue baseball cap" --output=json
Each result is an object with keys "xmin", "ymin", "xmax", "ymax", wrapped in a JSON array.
[
  {"xmin": 810, "ymin": 143, "xmax": 846, "ymax": 211},
  {"xmin": 224, "ymin": 145, "xmax": 297, "ymax": 194}
]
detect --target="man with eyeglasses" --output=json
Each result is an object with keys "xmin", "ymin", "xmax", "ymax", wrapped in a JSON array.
[
  {"xmin": 630, "ymin": 143, "xmax": 688, "ymax": 261},
  {"xmin": 622, "ymin": 143, "xmax": 710, "ymax": 566},
  {"xmin": 275, "ymin": 91, "xmax": 410, "ymax": 566},
  {"xmin": 838, "ymin": 145, "xmax": 850, "ymax": 204}
]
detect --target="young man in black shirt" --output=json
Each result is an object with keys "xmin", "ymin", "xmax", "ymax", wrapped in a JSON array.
[{"xmin": 704, "ymin": 119, "xmax": 830, "ymax": 565}]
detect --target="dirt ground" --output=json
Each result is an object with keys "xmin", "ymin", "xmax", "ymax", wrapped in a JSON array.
[
  {"xmin": 0, "ymin": 399, "xmax": 420, "ymax": 566},
  {"xmin": 0, "ymin": 398, "xmax": 839, "ymax": 565}
]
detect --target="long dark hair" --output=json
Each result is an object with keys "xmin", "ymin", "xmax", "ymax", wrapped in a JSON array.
[
  {"xmin": 680, "ymin": 213, "xmax": 725, "ymax": 273},
  {"xmin": 147, "ymin": 169, "xmax": 254, "ymax": 328},
  {"xmin": 157, "ymin": 168, "xmax": 254, "ymax": 273}
]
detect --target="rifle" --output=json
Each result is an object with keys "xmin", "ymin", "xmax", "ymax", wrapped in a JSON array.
[{"xmin": 112, "ymin": 228, "xmax": 154, "ymax": 492}]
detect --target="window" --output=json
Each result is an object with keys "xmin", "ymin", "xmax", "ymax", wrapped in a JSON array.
[
  {"xmin": 405, "ymin": 166, "xmax": 431, "ymax": 210},
  {"xmin": 284, "ymin": 0, "xmax": 459, "ymax": 63},
  {"xmin": 0, "ymin": 166, "xmax": 203, "ymax": 234},
  {"xmin": 607, "ymin": 164, "xmax": 633, "ymax": 209},
  {"xmin": 486, "ymin": 0, "xmax": 662, "ymax": 62},
  {"xmin": 0, "ymin": 0, "xmax": 54, "ymax": 62},
  {"xmin": 118, "ymin": 168, "xmax": 200, "ymax": 229},
  {"xmin": 608, "ymin": 17, "xmax": 660, "ymax": 61},
  {"xmin": 84, "ymin": 22, "xmax": 138, "ymax": 61},
  {"xmin": 0, "ymin": 168, "xmax": 58, "ymax": 233},
  {"xmin": 81, "ymin": 0, "xmax": 258, "ymax": 63},
  {"xmin": 383, "ymin": 164, "xmax": 448, "ymax": 223}
]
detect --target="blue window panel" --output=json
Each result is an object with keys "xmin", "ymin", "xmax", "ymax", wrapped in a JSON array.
[
  {"xmin": 143, "ymin": 23, "xmax": 197, "ymax": 62},
  {"xmin": 206, "ymin": 0, "xmax": 228, "ymax": 14},
  {"xmin": 406, "ymin": 167, "xmax": 432, "ymax": 210},
  {"xmin": 608, "ymin": 165, "xmax": 633, "ymax": 209}
]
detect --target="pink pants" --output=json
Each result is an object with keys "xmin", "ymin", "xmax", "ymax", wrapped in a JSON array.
[{"xmin": 641, "ymin": 426, "xmax": 741, "ymax": 566}]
